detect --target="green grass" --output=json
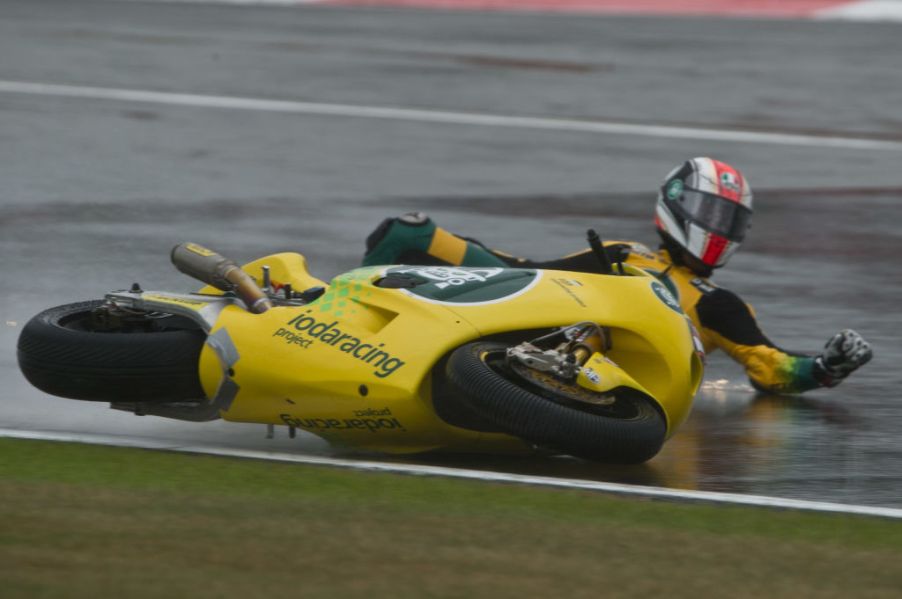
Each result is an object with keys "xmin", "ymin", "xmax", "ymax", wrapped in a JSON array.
[{"xmin": 1, "ymin": 438, "xmax": 901, "ymax": 598}]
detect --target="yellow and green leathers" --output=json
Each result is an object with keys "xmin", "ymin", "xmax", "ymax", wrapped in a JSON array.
[{"xmin": 362, "ymin": 216, "xmax": 821, "ymax": 395}]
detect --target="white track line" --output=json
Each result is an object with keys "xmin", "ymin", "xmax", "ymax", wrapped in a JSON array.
[
  {"xmin": 817, "ymin": 1, "xmax": 902, "ymax": 21},
  {"xmin": 1, "ymin": 80, "xmax": 900, "ymax": 151},
  {"xmin": 3, "ymin": 428, "xmax": 902, "ymax": 519},
  {"xmin": 119, "ymin": 0, "xmax": 902, "ymax": 22}
]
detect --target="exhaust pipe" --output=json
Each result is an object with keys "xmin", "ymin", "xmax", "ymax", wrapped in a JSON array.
[{"xmin": 171, "ymin": 242, "xmax": 273, "ymax": 313}]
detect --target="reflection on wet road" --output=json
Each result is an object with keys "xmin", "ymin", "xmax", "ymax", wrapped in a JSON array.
[{"xmin": 1, "ymin": 0, "xmax": 900, "ymax": 507}]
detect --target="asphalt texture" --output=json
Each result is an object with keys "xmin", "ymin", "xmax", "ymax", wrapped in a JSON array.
[{"xmin": 2, "ymin": 0, "xmax": 901, "ymax": 507}]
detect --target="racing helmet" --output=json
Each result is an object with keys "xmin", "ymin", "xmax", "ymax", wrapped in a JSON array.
[{"xmin": 655, "ymin": 157, "xmax": 753, "ymax": 268}]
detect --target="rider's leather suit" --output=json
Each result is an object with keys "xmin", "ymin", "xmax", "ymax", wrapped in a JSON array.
[{"xmin": 363, "ymin": 215, "xmax": 826, "ymax": 394}]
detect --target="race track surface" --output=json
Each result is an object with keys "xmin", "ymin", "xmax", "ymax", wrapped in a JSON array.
[{"xmin": 2, "ymin": 0, "xmax": 901, "ymax": 507}]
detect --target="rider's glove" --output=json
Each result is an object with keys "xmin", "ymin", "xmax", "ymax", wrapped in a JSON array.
[{"xmin": 813, "ymin": 329, "xmax": 873, "ymax": 387}]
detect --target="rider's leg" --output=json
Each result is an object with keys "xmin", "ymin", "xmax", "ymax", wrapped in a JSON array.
[{"xmin": 362, "ymin": 212, "xmax": 508, "ymax": 267}]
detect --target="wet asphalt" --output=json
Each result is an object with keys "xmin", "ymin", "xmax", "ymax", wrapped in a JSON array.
[{"xmin": 1, "ymin": 0, "xmax": 901, "ymax": 507}]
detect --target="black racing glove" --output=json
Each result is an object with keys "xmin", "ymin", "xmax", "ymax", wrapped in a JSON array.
[{"xmin": 813, "ymin": 329, "xmax": 873, "ymax": 387}]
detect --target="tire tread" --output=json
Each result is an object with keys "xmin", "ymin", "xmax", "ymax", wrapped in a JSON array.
[
  {"xmin": 446, "ymin": 342, "xmax": 665, "ymax": 463},
  {"xmin": 17, "ymin": 300, "xmax": 206, "ymax": 402}
]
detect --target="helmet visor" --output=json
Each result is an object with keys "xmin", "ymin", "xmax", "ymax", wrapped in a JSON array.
[{"xmin": 680, "ymin": 190, "xmax": 752, "ymax": 241}]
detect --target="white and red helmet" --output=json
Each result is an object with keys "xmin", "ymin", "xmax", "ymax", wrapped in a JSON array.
[{"xmin": 655, "ymin": 157, "xmax": 753, "ymax": 269}]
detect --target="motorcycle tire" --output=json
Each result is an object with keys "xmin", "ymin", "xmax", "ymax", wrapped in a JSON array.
[
  {"xmin": 445, "ymin": 341, "xmax": 666, "ymax": 464},
  {"xmin": 17, "ymin": 300, "xmax": 206, "ymax": 403}
]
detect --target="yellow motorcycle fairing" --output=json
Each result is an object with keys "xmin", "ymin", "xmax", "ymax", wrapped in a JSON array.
[{"xmin": 196, "ymin": 254, "xmax": 703, "ymax": 455}]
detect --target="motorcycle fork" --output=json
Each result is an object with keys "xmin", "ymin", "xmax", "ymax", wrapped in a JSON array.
[{"xmin": 506, "ymin": 322, "xmax": 611, "ymax": 381}]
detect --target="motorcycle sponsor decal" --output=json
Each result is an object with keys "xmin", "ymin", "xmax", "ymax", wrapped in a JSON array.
[
  {"xmin": 556, "ymin": 278, "xmax": 583, "ymax": 287},
  {"xmin": 582, "ymin": 367, "xmax": 601, "ymax": 385},
  {"xmin": 311, "ymin": 267, "xmax": 383, "ymax": 319},
  {"xmin": 353, "ymin": 407, "xmax": 392, "ymax": 417},
  {"xmin": 383, "ymin": 265, "xmax": 541, "ymax": 306},
  {"xmin": 143, "ymin": 293, "xmax": 209, "ymax": 309},
  {"xmin": 644, "ymin": 269, "xmax": 680, "ymax": 300},
  {"xmin": 280, "ymin": 412, "xmax": 406, "ymax": 434},
  {"xmin": 686, "ymin": 318, "xmax": 706, "ymax": 362},
  {"xmin": 690, "ymin": 277, "xmax": 717, "ymax": 295},
  {"xmin": 552, "ymin": 278, "xmax": 587, "ymax": 308},
  {"xmin": 651, "ymin": 281, "xmax": 682, "ymax": 313},
  {"xmin": 273, "ymin": 310, "xmax": 406, "ymax": 378},
  {"xmin": 184, "ymin": 242, "xmax": 216, "ymax": 257},
  {"xmin": 273, "ymin": 328, "xmax": 314, "ymax": 348}
]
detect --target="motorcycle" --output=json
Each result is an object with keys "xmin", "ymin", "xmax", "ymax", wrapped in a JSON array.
[{"xmin": 17, "ymin": 234, "xmax": 705, "ymax": 463}]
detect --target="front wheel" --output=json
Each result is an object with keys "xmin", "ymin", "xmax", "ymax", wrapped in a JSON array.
[
  {"xmin": 445, "ymin": 342, "xmax": 666, "ymax": 463},
  {"xmin": 17, "ymin": 300, "xmax": 206, "ymax": 403}
]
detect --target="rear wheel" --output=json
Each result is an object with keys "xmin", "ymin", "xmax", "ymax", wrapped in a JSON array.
[
  {"xmin": 17, "ymin": 300, "xmax": 206, "ymax": 402},
  {"xmin": 445, "ymin": 342, "xmax": 666, "ymax": 463}
]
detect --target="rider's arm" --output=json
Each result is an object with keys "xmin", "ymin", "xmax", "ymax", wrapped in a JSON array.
[
  {"xmin": 695, "ymin": 288, "xmax": 872, "ymax": 394},
  {"xmin": 695, "ymin": 288, "xmax": 819, "ymax": 393}
]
